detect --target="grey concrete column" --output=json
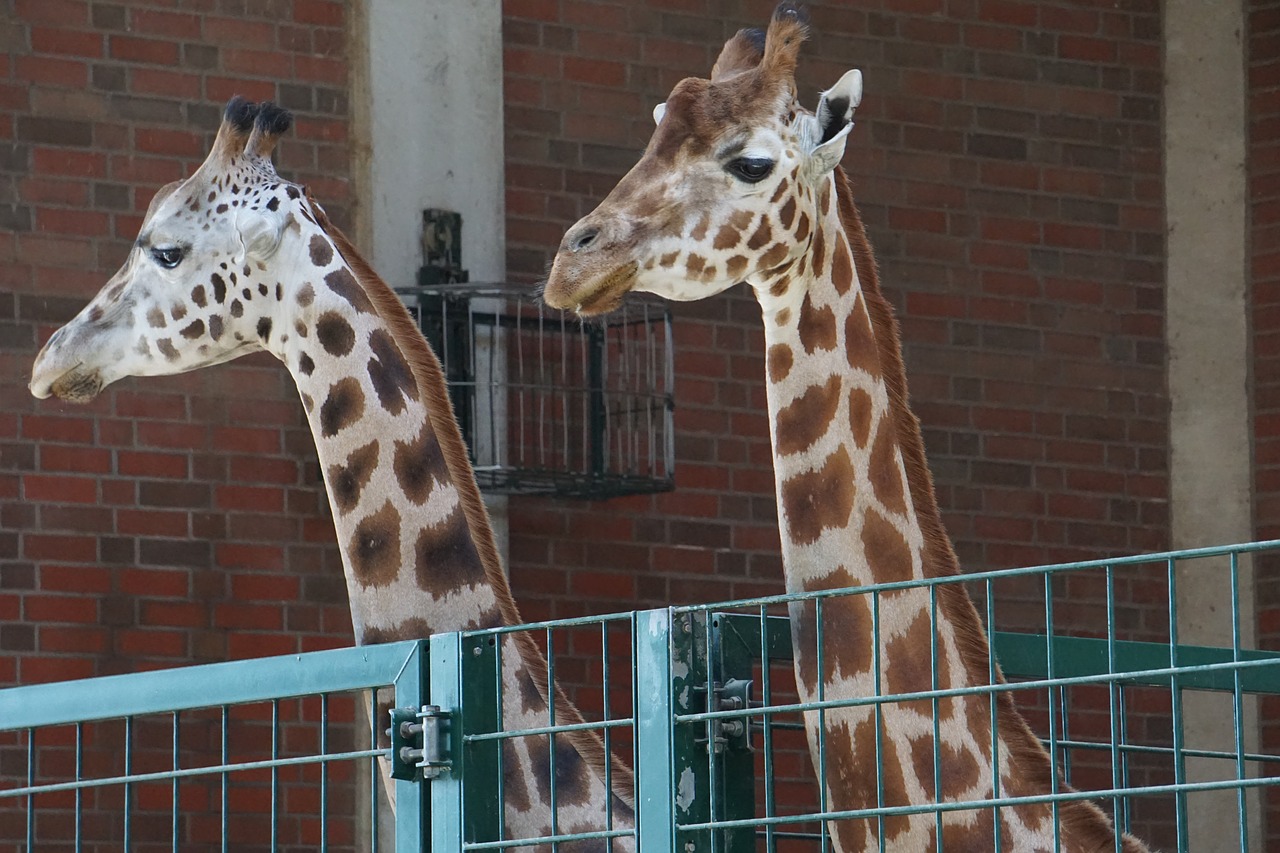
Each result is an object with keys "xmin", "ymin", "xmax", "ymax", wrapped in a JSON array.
[
  {"xmin": 349, "ymin": 1, "xmax": 507, "ymax": 845},
  {"xmin": 1165, "ymin": 0, "xmax": 1258, "ymax": 849}
]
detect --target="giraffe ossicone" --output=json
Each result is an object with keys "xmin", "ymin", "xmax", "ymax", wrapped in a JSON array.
[
  {"xmin": 547, "ymin": 5, "xmax": 1149, "ymax": 852},
  {"xmin": 31, "ymin": 97, "xmax": 634, "ymax": 850}
]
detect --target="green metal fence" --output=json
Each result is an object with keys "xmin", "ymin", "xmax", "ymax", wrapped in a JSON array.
[{"xmin": 4, "ymin": 541, "xmax": 1280, "ymax": 851}]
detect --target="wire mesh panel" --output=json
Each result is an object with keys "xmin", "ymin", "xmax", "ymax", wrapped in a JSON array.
[
  {"xmin": 0, "ymin": 641, "xmax": 427, "ymax": 853},
  {"xmin": 655, "ymin": 541, "xmax": 1280, "ymax": 853},
  {"xmin": 397, "ymin": 283, "xmax": 675, "ymax": 500}
]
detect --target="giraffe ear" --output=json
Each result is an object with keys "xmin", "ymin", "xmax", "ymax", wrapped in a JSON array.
[
  {"xmin": 815, "ymin": 69, "xmax": 862, "ymax": 145},
  {"xmin": 236, "ymin": 209, "xmax": 283, "ymax": 260},
  {"xmin": 652, "ymin": 102, "xmax": 667, "ymax": 125}
]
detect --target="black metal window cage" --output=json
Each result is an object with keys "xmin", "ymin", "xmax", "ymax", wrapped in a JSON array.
[{"xmin": 396, "ymin": 282, "xmax": 675, "ymax": 500}]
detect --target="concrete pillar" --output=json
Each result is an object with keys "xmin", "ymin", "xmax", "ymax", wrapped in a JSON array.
[
  {"xmin": 1165, "ymin": 0, "xmax": 1259, "ymax": 848},
  {"xmin": 348, "ymin": 1, "xmax": 506, "ymax": 845}
]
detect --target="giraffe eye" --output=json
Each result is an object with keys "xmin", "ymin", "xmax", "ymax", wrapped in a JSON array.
[
  {"xmin": 726, "ymin": 157, "xmax": 775, "ymax": 183},
  {"xmin": 151, "ymin": 246, "xmax": 184, "ymax": 269}
]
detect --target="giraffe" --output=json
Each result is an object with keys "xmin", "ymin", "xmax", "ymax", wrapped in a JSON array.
[
  {"xmin": 29, "ymin": 98, "xmax": 633, "ymax": 851},
  {"xmin": 544, "ymin": 7, "xmax": 1149, "ymax": 852}
]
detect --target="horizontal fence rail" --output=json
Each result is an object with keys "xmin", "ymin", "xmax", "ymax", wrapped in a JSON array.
[{"xmin": 4, "ymin": 541, "xmax": 1280, "ymax": 851}]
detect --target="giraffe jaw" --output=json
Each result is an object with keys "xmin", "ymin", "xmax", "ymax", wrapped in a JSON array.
[
  {"xmin": 31, "ymin": 363, "xmax": 105, "ymax": 403},
  {"xmin": 550, "ymin": 261, "xmax": 639, "ymax": 316}
]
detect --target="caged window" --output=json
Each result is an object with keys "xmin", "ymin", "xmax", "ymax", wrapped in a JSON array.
[{"xmin": 397, "ymin": 282, "xmax": 675, "ymax": 500}]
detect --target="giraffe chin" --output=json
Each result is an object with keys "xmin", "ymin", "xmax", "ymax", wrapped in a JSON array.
[
  {"xmin": 571, "ymin": 262, "xmax": 639, "ymax": 316},
  {"xmin": 49, "ymin": 368, "xmax": 105, "ymax": 404}
]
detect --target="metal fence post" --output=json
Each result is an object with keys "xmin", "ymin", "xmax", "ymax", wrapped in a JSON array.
[
  {"xmin": 428, "ymin": 632, "xmax": 464, "ymax": 853},
  {"xmin": 635, "ymin": 608, "xmax": 677, "ymax": 853},
  {"xmin": 394, "ymin": 640, "xmax": 431, "ymax": 853}
]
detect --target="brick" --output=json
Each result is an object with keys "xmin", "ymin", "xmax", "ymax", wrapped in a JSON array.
[{"xmin": 109, "ymin": 35, "xmax": 180, "ymax": 65}]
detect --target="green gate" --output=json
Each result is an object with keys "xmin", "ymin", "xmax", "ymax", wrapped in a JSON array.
[{"xmin": 4, "ymin": 541, "xmax": 1280, "ymax": 851}]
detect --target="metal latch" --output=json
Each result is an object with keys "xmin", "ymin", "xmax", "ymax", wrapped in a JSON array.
[{"xmin": 388, "ymin": 704, "xmax": 451, "ymax": 780}]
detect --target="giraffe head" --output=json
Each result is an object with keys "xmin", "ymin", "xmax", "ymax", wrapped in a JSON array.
[
  {"xmin": 544, "ymin": 3, "xmax": 861, "ymax": 315},
  {"xmin": 30, "ymin": 97, "xmax": 311, "ymax": 402}
]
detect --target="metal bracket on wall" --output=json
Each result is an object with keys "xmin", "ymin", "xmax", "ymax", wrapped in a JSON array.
[{"xmin": 419, "ymin": 208, "xmax": 469, "ymax": 286}]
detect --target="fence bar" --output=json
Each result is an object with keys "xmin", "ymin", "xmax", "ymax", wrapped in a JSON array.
[
  {"xmin": 634, "ymin": 608, "xmax": 676, "ymax": 853},
  {"xmin": 429, "ymin": 632, "xmax": 464, "ymax": 853}
]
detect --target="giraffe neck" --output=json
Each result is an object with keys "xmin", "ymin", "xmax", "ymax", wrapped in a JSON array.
[
  {"xmin": 270, "ymin": 231, "xmax": 498, "ymax": 643},
  {"xmin": 264, "ymin": 209, "xmax": 635, "ymax": 841},
  {"xmin": 749, "ymin": 170, "xmax": 1135, "ymax": 853}
]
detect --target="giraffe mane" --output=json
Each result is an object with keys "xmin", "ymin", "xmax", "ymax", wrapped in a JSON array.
[
  {"xmin": 306, "ymin": 195, "xmax": 636, "ymax": 808},
  {"xmin": 831, "ymin": 166, "xmax": 1136, "ymax": 849}
]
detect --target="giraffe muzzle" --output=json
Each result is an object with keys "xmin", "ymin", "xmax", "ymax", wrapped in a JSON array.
[{"xmin": 30, "ymin": 361, "xmax": 105, "ymax": 403}]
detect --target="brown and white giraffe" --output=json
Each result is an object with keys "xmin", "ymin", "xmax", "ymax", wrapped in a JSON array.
[
  {"xmin": 29, "ymin": 98, "xmax": 633, "ymax": 851},
  {"xmin": 545, "ymin": 7, "xmax": 1148, "ymax": 852}
]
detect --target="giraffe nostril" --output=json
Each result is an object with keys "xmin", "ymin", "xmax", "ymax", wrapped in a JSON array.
[{"xmin": 570, "ymin": 226, "xmax": 601, "ymax": 253}]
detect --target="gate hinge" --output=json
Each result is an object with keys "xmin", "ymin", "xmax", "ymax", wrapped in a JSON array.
[
  {"xmin": 387, "ymin": 704, "xmax": 452, "ymax": 781},
  {"xmin": 696, "ymin": 678, "xmax": 755, "ymax": 754}
]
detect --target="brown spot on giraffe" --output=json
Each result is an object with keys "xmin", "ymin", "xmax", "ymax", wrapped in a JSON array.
[
  {"xmin": 778, "ymin": 196, "xmax": 796, "ymax": 229},
  {"xmin": 309, "ymin": 234, "xmax": 333, "ymax": 267},
  {"xmin": 775, "ymin": 375, "xmax": 841, "ymax": 457},
  {"xmin": 794, "ymin": 211, "xmax": 810, "ymax": 242},
  {"xmin": 760, "ymin": 241, "xmax": 789, "ymax": 270},
  {"xmin": 792, "ymin": 569, "xmax": 874, "ymax": 696},
  {"xmin": 688, "ymin": 211, "xmax": 711, "ymax": 241},
  {"xmin": 256, "ymin": 317, "xmax": 272, "ymax": 343},
  {"xmin": 298, "ymin": 352, "xmax": 314, "ymax": 376},
  {"xmin": 393, "ymin": 421, "xmax": 449, "ymax": 504},
  {"xmin": 210, "ymin": 272, "xmax": 227, "ymax": 303},
  {"xmin": 713, "ymin": 223, "xmax": 740, "ymax": 251},
  {"xmin": 769, "ymin": 176, "xmax": 790, "ymax": 204},
  {"xmin": 191, "ymin": 285, "xmax": 207, "ymax": 308},
  {"xmin": 87, "ymin": 305, "xmax": 104, "ymax": 323},
  {"xmin": 208, "ymin": 315, "xmax": 224, "ymax": 342},
  {"xmin": 156, "ymin": 338, "xmax": 178, "ymax": 361},
  {"xmin": 320, "ymin": 377, "xmax": 364, "ymax": 437},
  {"xmin": 229, "ymin": 299, "xmax": 243, "ymax": 318},
  {"xmin": 367, "ymin": 328, "xmax": 419, "ymax": 414},
  {"xmin": 845, "ymin": 294, "xmax": 880, "ymax": 375},
  {"xmin": 746, "ymin": 218, "xmax": 772, "ymax": 251},
  {"xmin": 883, "ymin": 605, "xmax": 937, "ymax": 718},
  {"xmin": 502, "ymin": 740, "xmax": 531, "ymax": 813},
  {"xmin": 325, "ymin": 267, "xmax": 373, "ymax": 313},
  {"xmin": 767, "ymin": 343, "xmax": 793, "ymax": 383},
  {"xmin": 659, "ymin": 250, "xmax": 679, "ymax": 268},
  {"xmin": 769, "ymin": 273, "xmax": 791, "ymax": 297},
  {"xmin": 780, "ymin": 446, "xmax": 856, "ymax": 546},
  {"xmin": 797, "ymin": 293, "xmax": 837, "ymax": 354},
  {"xmin": 775, "ymin": 307, "xmax": 791, "ymax": 326},
  {"xmin": 526, "ymin": 735, "xmax": 594, "ymax": 809},
  {"xmin": 861, "ymin": 508, "xmax": 914, "ymax": 584},
  {"xmin": 294, "ymin": 320, "xmax": 308, "ymax": 338},
  {"xmin": 362, "ymin": 618, "xmax": 433, "ymax": 644},
  {"xmin": 180, "ymin": 319, "xmax": 205, "ymax": 340},
  {"xmin": 147, "ymin": 307, "xmax": 166, "ymax": 329},
  {"xmin": 297, "ymin": 283, "xmax": 315, "ymax": 307},
  {"xmin": 868, "ymin": 419, "xmax": 908, "ymax": 516},
  {"xmin": 848, "ymin": 387, "xmax": 873, "ymax": 448},
  {"xmin": 170, "ymin": 303, "xmax": 187, "ymax": 321},
  {"xmin": 726, "ymin": 254, "xmax": 748, "ymax": 279},
  {"xmin": 350, "ymin": 499, "xmax": 401, "ymax": 587},
  {"xmin": 810, "ymin": 223, "xmax": 827, "ymax": 278},
  {"xmin": 685, "ymin": 254, "xmax": 706, "ymax": 277},
  {"xmin": 316, "ymin": 311, "xmax": 355, "ymax": 357},
  {"xmin": 414, "ymin": 506, "xmax": 486, "ymax": 591},
  {"xmin": 328, "ymin": 439, "xmax": 379, "ymax": 515},
  {"xmin": 831, "ymin": 239, "xmax": 854, "ymax": 296}
]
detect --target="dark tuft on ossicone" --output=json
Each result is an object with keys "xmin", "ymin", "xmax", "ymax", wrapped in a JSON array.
[
  {"xmin": 254, "ymin": 101, "xmax": 294, "ymax": 136},
  {"xmin": 773, "ymin": 1, "xmax": 809, "ymax": 25},
  {"xmin": 224, "ymin": 96, "xmax": 259, "ymax": 132},
  {"xmin": 742, "ymin": 27, "xmax": 766, "ymax": 52}
]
